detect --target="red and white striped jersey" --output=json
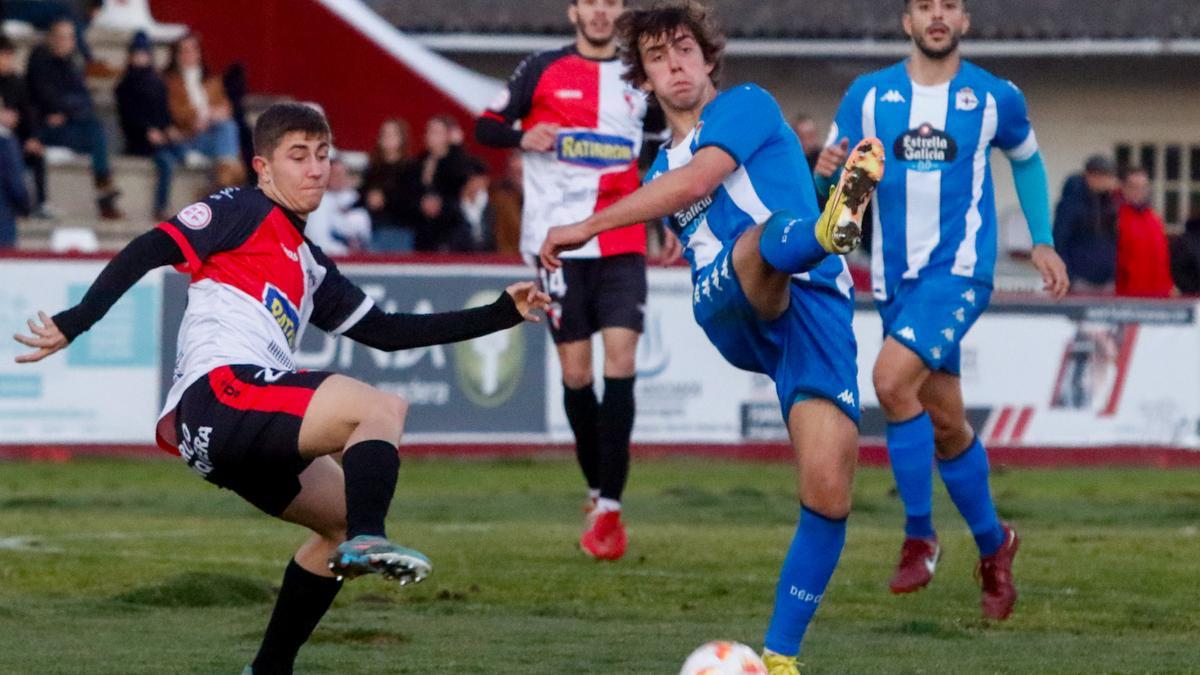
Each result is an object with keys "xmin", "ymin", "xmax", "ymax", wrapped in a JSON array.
[
  {"xmin": 484, "ymin": 45, "xmax": 649, "ymax": 259},
  {"xmin": 154, "ymin": 188, "xmax": 373, "ymax": 444}
]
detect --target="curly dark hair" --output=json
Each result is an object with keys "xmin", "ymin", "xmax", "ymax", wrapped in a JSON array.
[{"xmin": 615, "ymin": 1, "xmax": 725, "ymax": 91}]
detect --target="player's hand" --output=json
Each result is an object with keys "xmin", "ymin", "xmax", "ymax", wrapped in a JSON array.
[
  {"xmin": 539, "ymin": 222, "xmax": 594, "ymax": 271},
  {"xmin": 505, "ymin": 282, "xmax": 552, "ymax": 323},
  {"xmin": 815, "ymin": 138, "xmax": 849, "ymax": 178},
  {"xmin": 657, "ymin": 227, "xmax": 683, "ymax": 266},
  {"xmin": 520, "ymin": 123, "xmax": 560, "ymax": 153},
  {"xmin": 1031, "ymin": 244, "xmax": 1070, "ymax": 300},
  {"xmin": 13, "ymin": 311, "xmax": 68, "ymax": 364}
]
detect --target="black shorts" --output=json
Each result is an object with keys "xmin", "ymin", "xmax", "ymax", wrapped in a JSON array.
[
  {"xmin": 172, "ymin": 365, "xmax": 334, "ymax": 516},
  {"xmin": 537, "ymin": 253, "xmax": 647, "ymax": 344}
]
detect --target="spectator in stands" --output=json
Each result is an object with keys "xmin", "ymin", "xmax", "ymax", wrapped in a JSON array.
[
  {"xmin": 25, "ymin": 18, "xmax": 121, "ymax": 219},
  {"xmin": 164, "ymin": 33, "xmax": 246, "ymax": 190},
  {"xmin": 1114, "ymin": 166, "xmax": 1173, "ymax": 298},
  {"xmin": 221, "ymin": 62, "xmax": 255, "ymax": 182},
  {"xmin": 362, "ymin": 118, "xmax": 419, "ymax": 252},
  {"xmin": 791, "ymin": 113, "xmax": 822, "ymax": 171},
  {"xmin": 413, "ymin": 114, "xmax": 472, "ymax": 252},
  {"xmin": 115, "ymin": 31, "xmax": 184, "ymax": 220},
  {"xmin": 0, "ymin": 34, "xmax": 47, "ymax": 218},
  {"xmin": 1053, "ymin": 155, "xmax": 1118, "ymax": 292},
  {"xmin": 306, "ymin": 156, "xmax": 372, "ymax": 256},
  {"xmin": 1169, "ymin": 213, "xmax": 1200, "ymax": 295},
  {"xmin": 449, "ymin": 157, "xmax": 495, "ymax": 253},
  {"xmin": 489, "ymin": 150, "xmax": 523, "ymax": 255},
  {"xmin": 3, "ymin": 0, "xmax": 111, "ymax": 75},
  {"xmin": 0, "ymin": 118, "xmax": 30, "ymax": 248}
]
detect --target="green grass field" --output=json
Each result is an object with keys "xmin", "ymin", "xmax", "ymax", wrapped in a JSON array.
[{"xmin": 1, "ymin": 456, "xmax": 1198, "ymax": 674}]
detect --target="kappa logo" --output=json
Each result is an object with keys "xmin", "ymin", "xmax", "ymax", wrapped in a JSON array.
[
  {"xmin": 897, "ymin": 326, "xmax": 917, "ymax": 342},
  {"xmin": 931, "ymin": 346, "xmax": 943, "ymax": 360},
  {"xmin": 953, "ymin": 307, "xmax": 967, "ymax": 323},
  {"xmin": 880, "ymin": 89, "xmax": 907, "ymax": 104},
  {"xmin": 955, "ymin": 87, "xmax": 979, "ymax": 111},
  {"xmin": 837, "ymin": 389, "xmax": 856, "ymax": 407},
  {"xmin": 962, "ymin": 289, "xmax": 977, "ymax": 305},
  {"xmin": 942, "ymin": 327, "xmax": 956, "ymax": 342},
  {"xmin": 177, "ymin": 202, "xmax": 212, "ymax": 230}
]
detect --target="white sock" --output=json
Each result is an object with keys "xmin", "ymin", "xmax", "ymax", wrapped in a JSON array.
[
  {"xmin": 595, "ymin": 497, "xmax": 621, "ymax": 514},
  {"xmin": 587, "ymin": 488, "xmax": 601, "ymax": 501}
]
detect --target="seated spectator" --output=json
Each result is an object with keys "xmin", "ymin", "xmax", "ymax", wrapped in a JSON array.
[
  {"xmin": 1053, "ymin": 154, "xmax": 1118, "ymax": 292},
  {"xmin": 0, "ymin": 122, "xmax": 30, "ymax": 248},
  {"xmin": 489, "ymin": 150, "xmax": 522, "ymax": 255},
  {"xmin": 0, "ymin": 34, "xmax": 47, "ymax": 217},
  {"xmin": 306, "ymin": 157, "xmax": 372, "ymax": 256},
  {"xmin": 449, "ymin": 158, "xmax": 495, "ymax": 253},
  {"xmin": 413, "ymin": 114, "xmax": 472, "ymax": 252},
  {"xmin": 362, "ymin": 118, "xmax": 419, "ymax": 252},
  {"xmin": 164, "ymin": 33, "xmax": 245, "ymax": 189},
  {"xmin": 1115, "ymin": 166, "xmax": 1173, "ymax": 298},
  {"xmin": 115, "ymin": 31, "xmax": 184, "ymax": 220},
  {"xmin": 25, "ymin": 18, "xmax": 120, "ymax": 218},
  {"xmin": 1169, "ymin": 214, "xmax": 1200, "ymax": 295},
  {"xmin": 3, "ymin": 0, "xmax": 111, "ymax": 74}
]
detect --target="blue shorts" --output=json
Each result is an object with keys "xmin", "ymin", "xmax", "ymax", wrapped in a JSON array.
[
  {"xmin": 877, "ymin": 276, "xmax": 992, "ymax": 376},
  {"xmin": 692, "ymin": 246, "xmax": 860, "ymax": 423}
]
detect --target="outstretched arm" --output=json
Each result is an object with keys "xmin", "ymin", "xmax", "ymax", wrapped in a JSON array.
[
  {"xmin": 343, "ymin": 282, "xmax": 550, "ymax": 352},
  {"xmin": 13, "ymin": 228, "xmax": 184, "ymax": 363},
  {"xmin": 539, "ymin": 146, "xmax": 735, "ymax": 269}
]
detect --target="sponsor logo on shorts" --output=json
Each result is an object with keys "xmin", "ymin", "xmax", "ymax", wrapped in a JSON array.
[
  {"xmin": 942, "ymin": 327, "xmax": 956, "ymax": 342},
  {"xmin": 962, "ymin": 289, "xmax": 977, "ymax": 305},
  {"xmin": 897, "ymin": 326, "xmax": 917, "ymax": 342},
  {"xmin": 837, "ymin": 389, "xmax": 857, "ymax": 407},
  {"xmin": 178, "ymin": 423, "xmax": 214, "ymax": 477},
  {"xmin": 556, "ymin": 131, "xmax": 635, "ymax": 170},
  {"xmin": 263, "ymin": 284, "xmax": 300, "ymax": 349},
  {"xmin": 177, "ymin": 202, "xmax": 213, "ymax": 230},
  {"xmin": 954, "ymin": 307, "xmax": 967, "ymax": 323},
  {"xmin": 453, "ymin": 290, "xmax": 526, "ymax": 408}
]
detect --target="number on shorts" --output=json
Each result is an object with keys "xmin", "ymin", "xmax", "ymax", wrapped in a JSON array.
[{"xmin": 539, "ymin": 266, "xmax": 568, "ymax": 298}]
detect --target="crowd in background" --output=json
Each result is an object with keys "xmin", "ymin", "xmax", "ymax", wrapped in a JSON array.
[{"xmin": 4, "ymin": 4, "xmax": 1200, "ymax": 296}]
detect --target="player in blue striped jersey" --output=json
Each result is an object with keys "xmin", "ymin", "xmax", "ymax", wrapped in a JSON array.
[
  {"xmin": 541, "ymin": 4, "xmax": 883, "ymax": 672},
  {"xmin": 816, "ymin": 0, "xmax": 1069, "ymax": 620}
]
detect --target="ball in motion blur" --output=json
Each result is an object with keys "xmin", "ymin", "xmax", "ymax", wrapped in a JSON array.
[{"xmin": 679, "ymin": 641, "xmax": 767, "ymax": 674}]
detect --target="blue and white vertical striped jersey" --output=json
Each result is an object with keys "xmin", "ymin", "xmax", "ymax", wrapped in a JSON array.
[
  {"xmin": 828, "ymin": 60, "xmax": 1039, "ymax": 300},
  {"xmin": 647, "ymin": 83, "xmax": 853, "ymax": 298}
]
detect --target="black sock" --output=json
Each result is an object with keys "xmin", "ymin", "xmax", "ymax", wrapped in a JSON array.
[
  {"xmin": 251, "ymin": 559, "xmax": 343, "ymax": 675},
  {"xmin": 597, "ymin": 376, "xmax": 635, "ymax": 501},
  {"xmin": 342, "ymin": 439, "xmax": 400, "ymax": 539},
  {"xmin": 563, "ymin": 382, "xmax": 600, "ymax": 490}
]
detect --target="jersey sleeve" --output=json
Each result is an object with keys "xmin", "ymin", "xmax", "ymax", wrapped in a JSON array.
[
  {"xmin": 155, "ymin": 188, "xmax": 266, "ymax": 274},
  {"xmin": 993, "ymin": 81, "xmax": 1039, "ymax": 161},
  {"xmin": 307, "ymin": 242, "xmax": 375, "ymax": 335},
  {"xmin": 481, "ymin": 51, "xmax": 544, "ymax": 126},
  {"xmin": 694, "ymin": 84, "xmax": 783, "ymax": 168},
  {"xmin": 826, "ymin": 77, "xmax": 867, "ymax": 149}
]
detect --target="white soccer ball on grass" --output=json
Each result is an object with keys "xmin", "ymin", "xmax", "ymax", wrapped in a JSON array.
[{"xmin": 679, "ymin": 641, "xmax": 767, "ymax": 674}]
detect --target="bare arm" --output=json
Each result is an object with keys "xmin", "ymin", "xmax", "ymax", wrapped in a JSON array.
[{"xmin": 539, "ymin": 146, "xmax": 736, "ymax": 269}]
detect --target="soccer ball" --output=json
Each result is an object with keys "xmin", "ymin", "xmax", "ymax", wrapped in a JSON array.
[{"xmin": 679, "ymin": 641, "xmax": 768, "ymax": 674}]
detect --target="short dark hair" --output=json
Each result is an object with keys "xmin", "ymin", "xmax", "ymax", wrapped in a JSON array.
[
  {"xmin": 903, "ymin": 0, "xmax": 967, "ymax": 10},
  {"xmin": 253, "ymin": 103, "xmax": 332, "ymax": 156},
  {"xmin": 616, "ymin": 1, "xmax": 725, "ymax": 90}
]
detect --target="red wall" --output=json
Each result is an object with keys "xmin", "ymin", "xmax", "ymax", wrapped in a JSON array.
[{"xmin": 150, "ymin": 0, "xmax": 502, "ymax": 163}]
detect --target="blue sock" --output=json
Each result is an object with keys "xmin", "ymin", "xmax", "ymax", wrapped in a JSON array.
[
  {"xmin": 758, "ymin": 210, "xmax": 827, "ymax": 274},
  {"xmin": 763, "ymin": 506, "xmax": 846, "ymax": 657},
  {"xmin": 886, "ymin": 414, "xmax": 937, "ymax": 540},
  {"xmin": 937, "ymin": 437, "xmax": 1005, "ymax": 556}
]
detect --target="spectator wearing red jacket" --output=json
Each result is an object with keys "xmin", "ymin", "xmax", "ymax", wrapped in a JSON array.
[{"xmin": 1115, "ymin": 166, "xmax": 1173, "ymax": 298}]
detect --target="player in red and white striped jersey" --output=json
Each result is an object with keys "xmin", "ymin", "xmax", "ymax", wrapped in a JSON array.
[
  {"xmin": 14, "ymin": 104, "xmax": 549, "ymax": 673},
  {"xmin": 476, "ymin": 0, "xmax": 681, "ymax": 562}
]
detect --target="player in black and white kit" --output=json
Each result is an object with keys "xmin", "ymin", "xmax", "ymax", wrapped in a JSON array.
[{"xmin": 13, "ymin": 104, "xmax": 550, "ymax": 674}]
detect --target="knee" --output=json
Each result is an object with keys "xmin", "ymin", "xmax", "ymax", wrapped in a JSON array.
[
  {"xmin": 364, "ymin": 392, "xmax": 408, "ymax": 429},
  {"xmin": 560, "ymin": 362, "xmax": 593, "ymax": 390},
  {"xmin": 872, "ymin": 367, "xmax": 915, "ymax": 414},
  {"xmin": 933, "ymin": 423, "xmax": 972, "ymax": 460},
  {"xmin": 603, "ymin": 350, "xmax": 636, "ymax": 379}
]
